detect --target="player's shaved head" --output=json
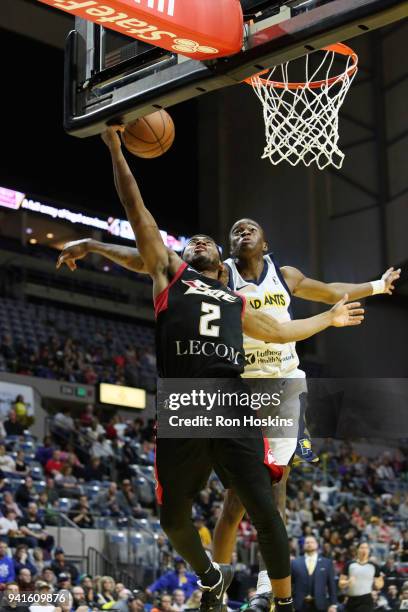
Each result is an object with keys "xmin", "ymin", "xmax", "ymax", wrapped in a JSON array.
[
  {"xmin": 185, "ymin": 234, "xmax": 219, "ymax": 249},
  {"xmin": 182, "ymin": 234, "xmax": 222, "ymax": 272}
]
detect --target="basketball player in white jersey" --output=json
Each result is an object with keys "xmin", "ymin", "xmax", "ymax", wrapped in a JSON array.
[{"xmin": 210, "ymin": 217, "xmax": 399, "ymax": 612}]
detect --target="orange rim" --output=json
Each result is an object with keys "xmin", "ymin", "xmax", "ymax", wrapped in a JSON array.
[{"xmin": 243, "ymin": 43, "xmax": 358, "ymax": 90}]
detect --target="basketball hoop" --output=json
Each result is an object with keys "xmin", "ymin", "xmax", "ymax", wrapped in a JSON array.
[{"xmin": 244, "ymin": 43, "xmax": 358, "ymax": 170}]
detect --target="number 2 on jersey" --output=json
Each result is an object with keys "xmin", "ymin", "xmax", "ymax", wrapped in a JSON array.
[{"xmin": 199, "ymin": 302, "xmax": 220, "ymax": 337}]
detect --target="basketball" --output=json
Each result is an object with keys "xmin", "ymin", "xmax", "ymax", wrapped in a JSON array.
[{"xmin": 122, "ymin": 110, "xmax": 175, "ymax": 159}]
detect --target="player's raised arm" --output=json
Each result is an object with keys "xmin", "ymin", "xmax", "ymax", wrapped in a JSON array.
[
  {"xmin": 281, "ymin": 265, "xmax": 401, "ymax": 304},
  {"xmin": 56, "ymin": 239, "xmax": 147, "ymax": 273},
  {"xmin": 102, "ymin": 126, "xmax": 182, "ymax": 296},
  {"xmin": 242, "ymin": 294, "xmax": 364, "ymax": 343}
]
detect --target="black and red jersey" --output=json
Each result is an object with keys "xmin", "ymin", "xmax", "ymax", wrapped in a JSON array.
[{"xmin": 154, "ymin": 262, "xmax": 246, "ymax": 378}]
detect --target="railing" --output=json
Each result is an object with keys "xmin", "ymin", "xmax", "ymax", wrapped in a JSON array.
[
  {"xmin": 101, "ymin": 515, "xmax": 162, "ymax": 585},
  {"xmin": 56, "ymin": 512, "xmax": 86, "ymax": 573},
  {"xmin": 87, "ymin": 546, "xmax": 137, "ymax": 585}
]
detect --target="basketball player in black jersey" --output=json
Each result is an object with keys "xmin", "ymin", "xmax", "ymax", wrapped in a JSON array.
[{"xmin": 58, "ymin": 126, "xmax": 364, "ymax": 612}]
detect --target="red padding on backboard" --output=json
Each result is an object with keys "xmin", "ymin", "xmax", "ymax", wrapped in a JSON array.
[{"xmin": 38, "ymin": 0, "xmax": 244, "ymax": 60}]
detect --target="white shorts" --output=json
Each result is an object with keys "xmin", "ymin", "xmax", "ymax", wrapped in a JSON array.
[{"xmin": 242, "ymin": 370, "xmax": 314, "ymax": 467}]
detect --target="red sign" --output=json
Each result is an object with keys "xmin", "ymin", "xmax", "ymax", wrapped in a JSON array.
[{"xmin": 37, "ymin": 0, "xmax": 244, "ymax": 60}]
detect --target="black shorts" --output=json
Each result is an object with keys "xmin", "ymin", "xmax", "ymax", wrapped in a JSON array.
[
  {"xmin": 345, "ymin": 594, "xmax": 374, "ymax": 612},
  {"xmin": 154, "ymin": 436, "xmax": 283, "ymax": 504}
]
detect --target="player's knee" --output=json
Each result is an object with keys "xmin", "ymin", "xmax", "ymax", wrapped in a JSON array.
[{"xmin": 219, "ymin": 489, "xmax": 245, "ymax": 527}]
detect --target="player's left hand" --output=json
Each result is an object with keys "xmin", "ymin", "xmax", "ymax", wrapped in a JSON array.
[
  {"xmin": 330, "ymin": 294, "xmax": 365, "ymax": 327},
  {"xmin": 382, "ymin": 266, "xmax": 401, "ymax": 294},
  {"xmin": 101, "ymin": 125, "xmax": 125, "ymax": 153}
]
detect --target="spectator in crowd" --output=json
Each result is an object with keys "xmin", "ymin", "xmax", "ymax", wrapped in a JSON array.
[
  {"xmin": 19, "ymin": 502, "xmax": 55, "ymax": 553},
  {"xmin": 4, "ymin": 410, "xmax": 25, "ymax": 437},
  {"xmin": 53, "ymin": 408, "xmax": 76, "ymax": 434},
  {"xmin": 70, "ymin": 495, "xmax": 94, "ymax": 529},
  {"xmin": 381, "ymin": 556, "xmax": 404, "ymax": 590},
  {"xmin": 387, "ymin": 585, "xmax": 400, "ymax": 610},
  {"xmin": 40, "ymin": 567, "xmax": 57, "ymax": 588},
  {"xmin": 0, "ymin": 470, "xmax": 10, "ymax": 495},
  {"xmin": 35, "ymin": 437, "xmax": 54, "ymax": 467},
  {"xmin": 398, "ymin": 495, "xmax": 408, "ymax": 521},
  {"xmin": 0, "ymin": 541, "xmax": 15, "ymax": 583},
  {"xmin": 14, "ymin": 451, "xmax": 28, "ymax": 475},
  {"xmin": 0, "ymin": 444, "xmax": 16, "ymax": 473},
  {"xmin": 13, "ymin": 545, "xmax": 38, "ymax": 578},
  {"xmin": 44, "ymin": 477, "xmax": 59, "ymax": 506},
  {"xmin": 401, "ymin": 531, "xmax": 408, "ymax": 563},
  {"xmin": 291, "ymin": 535, "xmax": 338, "ymax": 612},
  {"xmin": 155, "ymin": 594, "xmax": 176, "ymax": 612},
  {"xmin": 172, "ymin": 589, "xmax": 187, "ymax": 612},
  {"xmin": 0, "ymin": 509, "xmax": 27, "ymax": 547},
  {"xmin": 50, "ymin": 548, "xmax": 79, "ymax": 584},
  {"xmin": 193, "ymin": 516, "xmax": 212, "ymax": 551},
  {"xmin": 96, "ymin": 576, "xmax": 116, "ymax": 607},
  {"xmin": 32, "ymin": 549, "xmax": 47, "ymax": 575},
  {"xmin": 371, "ymin": 589, "xmax": 390, "ymax": 611},
  {"xmin": 13, "ymin": 396, "xmax": 28, "ymax": 426},
  {"xmin": 71, "ymin": 585, "xmax": 88, "ymax": 610},
  {"xmin": 147, "ymin": 558, "xmax": 198, "ymax": 598},
  {"xmin": 1, "ymin": 581, "xmax": 27, "ymax": 612},
  {"xmin": 79, "ymin": 404, "xmax": 95, "ymax": 428},
  {"xmin": 80, "ymin": 574, "xmax": 97, "ymax": 607},
  {"xmin": 45, "ymin": 450, "xmax": 64, "ymax": 478},
  {"xmin": 55, "ymin": 465, "xmax": 81, "ymax": 497},
  {"xmin": 56, "ymin": 572, "xmax": 72, "ymax": 592},
  {"xmin": 116, "ymin": 480, "xmax": 146, "ymax": 518},
  {"xmin": 93, "ymin": 482, "xmax": 121, "ymax": 516},
  {"xmin": 16, "ymin": 568, "xmax": 35, "ymax": 593},
  {"xmin": 90, "ymin": 435, "xmax": 114, "ymax": 460},
  {"xmin": 83, "ymin": 457, "xmax": 105, "ymax": 482},
  {"xmin": 15, "ymin": 476, "xmax": 38, "ymax": 508},
  {"xmin": 128, "ymin": 591, "xmax": 147, "ymax": 612},
  {"xmin": 2, "ymin": 491, "xmax": 23, "ymax": 518},
  {"xmin": 184, "ymin": 590, "xmax": 202, "ymax": 610},
  {"xmin": 399, "ymin": 587, "xmax": 408, "ymax": 610}
]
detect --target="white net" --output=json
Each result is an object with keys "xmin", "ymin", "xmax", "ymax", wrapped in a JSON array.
[{"xmin": 248, "ymin": 45, "xmax": 358, "ymax": 170}]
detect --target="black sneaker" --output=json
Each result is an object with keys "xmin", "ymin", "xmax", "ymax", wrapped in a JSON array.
[
  {"xmin": 245, "ymin": 592, "xmax": 273, "ymax": 612},
  {"xmin": 198, "ymin": 563, "xmax": 234, "ymax": 612}
]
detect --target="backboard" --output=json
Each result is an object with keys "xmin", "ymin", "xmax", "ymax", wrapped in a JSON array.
[{"xmin": 62, "ymin": 0, "xmax": 407, "ymax": 137}]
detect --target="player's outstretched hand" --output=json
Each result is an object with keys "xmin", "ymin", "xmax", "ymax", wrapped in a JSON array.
[
  {"xmin": 330, "ymin": 294, "xmax": 365, "ymax": 327},
  {"xmin": 56, "ymin": 239, "xmax": 93, "ymax": 272},
  {"xmin": 101, "ymin": 125, "xmax": 125, "ymax": 154},
  {"xmin": 382, "ymin": 266, "xmax": 401, "ymax": 295}
]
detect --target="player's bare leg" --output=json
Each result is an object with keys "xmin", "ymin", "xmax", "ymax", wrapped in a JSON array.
[{"xmin": 212, "ymin": 489, "xmax": 245, "ymax": 564}]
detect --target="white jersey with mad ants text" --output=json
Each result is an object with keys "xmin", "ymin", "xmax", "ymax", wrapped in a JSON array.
[{"xmin": 224, "ymin": 254, "xmax": 303, "ymax": 378}]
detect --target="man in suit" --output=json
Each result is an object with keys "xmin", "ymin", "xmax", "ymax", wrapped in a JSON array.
[{"xmin": 292, "ymin": 536, "xmax": 338, "ymax": 612}]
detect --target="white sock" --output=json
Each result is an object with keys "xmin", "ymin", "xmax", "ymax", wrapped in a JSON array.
[{"xmin": 256, "ymin": 570, "xmax": 272, "ymax": 595}]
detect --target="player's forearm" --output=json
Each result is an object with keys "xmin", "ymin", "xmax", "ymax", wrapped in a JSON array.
[
  {"xmin": 325, "ymin": 282, "xmax": 373, "ymax": 303},
  {"xmin": 110, "ymin": 149, "xmax": 153, "ymax": 226},
  {"xmin": 109, "ymin": 148, "xmax": 168, "ymax": 273},
  {"xmin": 276, "ymin": 311, "xmax": 333, "ymax": 342},
  {"xmin": 89, "ymin": 240, "xmax": 146, "ymax": 273},
  {"xmin": 245, "ymin": 310, "xmax": 333, "ymax": 343}
]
